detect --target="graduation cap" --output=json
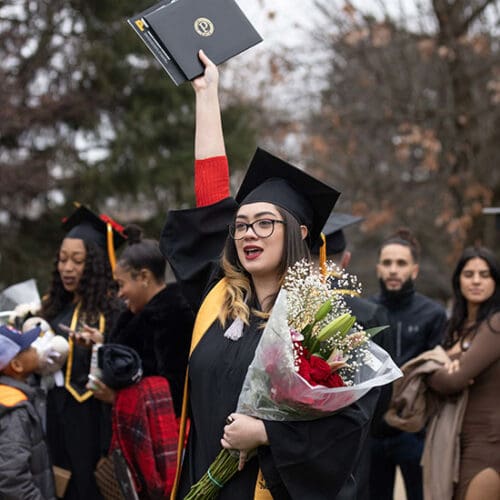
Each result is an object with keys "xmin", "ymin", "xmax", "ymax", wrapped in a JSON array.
[
  {"xmin": 62, "ymin": 203, "xmax": 127, "ymax": 270},
  {"xmin": 235, "ymin": 148, "xmax": 340, "ymax": 246},
  {"xmin": 311, "ymin": 212, "xmax": 364, "ymax": 255}
]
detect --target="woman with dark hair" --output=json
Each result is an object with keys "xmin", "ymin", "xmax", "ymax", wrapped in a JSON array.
[
  {"xmin": 40, "ymin": 205, "xmax": 125, "ymax": 500},
  {"xmin": 93, "ymin": 224, "xmax": 193, "ymax": 417},
  {"xmin": 428, "ymin": 246, "xmax": 500, "ymax": 499},
  {"xmin": 161, "ymin": 51, "xmax": 380, "ymax": 499},
  {"xmin": 89, "ymin": 224, "xmax": 194, "ymax": 497}
]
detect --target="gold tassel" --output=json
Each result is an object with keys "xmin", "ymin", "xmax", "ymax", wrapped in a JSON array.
[
  {"xmin": 106, "ymin": 222, "xmax": 117, "ymax": 271},
  {"xmin": 319, "ymin": 232, "xmax": 327, "ymax": 278}
]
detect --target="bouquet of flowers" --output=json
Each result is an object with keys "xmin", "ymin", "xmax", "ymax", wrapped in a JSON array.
[{"xmin": 184, "ymin": 260, "xmax": 402, "ymax": 499}]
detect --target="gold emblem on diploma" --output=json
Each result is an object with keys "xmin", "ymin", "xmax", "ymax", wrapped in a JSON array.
[{"xmin": 194, "ymin": 17, "xmax": 215, "ymax": 36}]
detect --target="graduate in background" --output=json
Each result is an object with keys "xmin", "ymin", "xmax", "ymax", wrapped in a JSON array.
[
  {"xmin": 312, "ymin": 212, "xmax": 391, "ymax": 331},
  {"xmin": 312, "ymin": 212, "xmax": 391, "ymax": 499},
  {"xmin": 40, "ymin": 205, "xmax": 125, "ymax": 500}
]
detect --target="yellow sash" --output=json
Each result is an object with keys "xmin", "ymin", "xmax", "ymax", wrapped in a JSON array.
[
  {"xmin": 64, "ymin": 303, "xmax": 105, "ymax": 402},
  {"xmin": 171, "ymin": 279, "xmax": 272, "ymax": 500}
]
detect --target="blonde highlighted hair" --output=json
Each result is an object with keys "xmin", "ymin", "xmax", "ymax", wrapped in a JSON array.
[{"xmin": 219, "ymin": 253, "xmax": 253, "ymax": 327}]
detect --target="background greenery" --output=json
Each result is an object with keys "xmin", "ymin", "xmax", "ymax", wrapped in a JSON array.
[{"xmin": 1, "ymin": 0, "xmax": 498, "ymax": 303}]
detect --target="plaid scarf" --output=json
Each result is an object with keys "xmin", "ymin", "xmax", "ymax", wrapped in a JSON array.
[{"xmin": 111, "ymin": 376, "xmax": 178, "ymax": 499}]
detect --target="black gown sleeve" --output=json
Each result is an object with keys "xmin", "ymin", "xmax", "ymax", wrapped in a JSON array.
[
  {"xmin": 258, "ymin": 388, "xmax": 380, "ymax": 500},
  {"xmin": 160, "ymin": 198, "xmax": 238, "ymax": 310}
]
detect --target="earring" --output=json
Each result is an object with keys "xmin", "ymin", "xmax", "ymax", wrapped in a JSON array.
[{"xmin": 143, "ymin": 281, "xmax": 149, "ymax": 288}]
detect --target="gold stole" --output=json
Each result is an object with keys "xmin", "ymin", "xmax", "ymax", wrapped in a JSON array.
[
  {"xmin": 171, "ymin": 279, "xmax": 272, "ymax": 500},
  {"xmin": 64, "ymin": 302, "xmax": 105, "ymax": 402}
]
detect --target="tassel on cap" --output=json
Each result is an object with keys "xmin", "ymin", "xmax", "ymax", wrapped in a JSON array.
[
  {"xmin": 106, "ymin": 223, "xmax": 117, "ymax": 271},
  {"xmin": 319, "ymin": 232, "xmax": 327, "ymax": 278}
]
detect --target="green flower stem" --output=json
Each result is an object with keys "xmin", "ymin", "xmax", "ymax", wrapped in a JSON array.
[{"xmin": 184, "ymin": 448, "xmax": 240, "ymax": 499}]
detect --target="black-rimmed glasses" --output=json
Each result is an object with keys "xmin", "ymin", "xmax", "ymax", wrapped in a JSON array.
[{"xmin": 229, "ymin": 219, "xmax": 286, "ymax": 240}]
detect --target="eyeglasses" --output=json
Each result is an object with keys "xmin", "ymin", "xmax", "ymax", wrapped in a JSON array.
[{"xmin": 229, "ymin": 218, "xmax": 286, "ymax": 240}]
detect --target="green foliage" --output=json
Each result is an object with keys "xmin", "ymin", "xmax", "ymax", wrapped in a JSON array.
[{"xmin": 0, "ymin": 0, "xmax": 260, "ymax": 292}]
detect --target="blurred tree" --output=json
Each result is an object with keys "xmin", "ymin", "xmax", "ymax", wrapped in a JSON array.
[
  {"xmin": 0, "ymin": 0, "xmax": 260, "ymax": 292},
  {"xmin": 295, "ymin": 0, "xmax": 500, "ymax": 299}
]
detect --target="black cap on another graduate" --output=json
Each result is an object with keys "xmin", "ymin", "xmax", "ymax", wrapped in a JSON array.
[
  {"xmin": 235, "ymin": 148, "xmax": 340, "ymax": 246},
  {"xmin": 62, "ymin": 203, "xmax": 127, "ymax": 270},
  {"xmin": 311, "ymin": 212, "xmax": 364, "ymax": 255},
  {"xmin": 62, "ymin": 204, "xmax": 126, "ymax": 250}
]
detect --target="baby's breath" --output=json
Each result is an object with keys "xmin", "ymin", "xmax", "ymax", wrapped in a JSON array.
[{"xmin": 283, "ymin": 259, "xmax": 370, "ymax": 384}]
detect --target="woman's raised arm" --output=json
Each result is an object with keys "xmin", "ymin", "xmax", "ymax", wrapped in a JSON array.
[
  {"xmin": 192, "ymin": 49, "xmax": 226, "ymax": 159},
  {"xmin": 192, "ymin": 50, "xmax": 230, "ymax": 207}
]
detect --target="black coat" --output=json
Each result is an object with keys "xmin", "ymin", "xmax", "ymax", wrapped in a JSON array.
[
  {"xmin": 369, "ymin": 284, "xmax": 447, "ymax": 438},
  {"xmin": 107, "ymin": 284, "xmax": 194, "ymax": 416}
]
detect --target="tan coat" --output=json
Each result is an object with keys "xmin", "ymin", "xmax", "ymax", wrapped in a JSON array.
[{"xmin": 385, "ymin": 346, "xmax": 468, "ymax": 500}]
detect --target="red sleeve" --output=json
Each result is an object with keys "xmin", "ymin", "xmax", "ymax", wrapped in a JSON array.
[{"xmin": 194, "ymin": 156, "xmax": 230, "ymax": 207}]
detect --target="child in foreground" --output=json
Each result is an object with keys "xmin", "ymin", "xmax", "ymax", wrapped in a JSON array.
[{"xmin": 0, "ymin": 324, "xmax": 56, "ymax": 499}]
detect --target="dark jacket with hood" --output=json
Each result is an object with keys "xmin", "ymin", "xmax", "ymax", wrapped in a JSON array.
[
  {"xmin": 107, "ymin": 283, "xmax": 194, "ymax": 417},
  {"xmin": 370, "ymin": 281, "xmax": 446, "ymax": 367},
  {"xmin": 0, "ymin": 375, "xmax": 56, "ymax": 500},
  {"xmin": 370, "ymin": 280, "xmax": 447, "ymax": 437}
]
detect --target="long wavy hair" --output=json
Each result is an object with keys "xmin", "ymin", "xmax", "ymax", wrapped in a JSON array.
[
  {"xmin": 41, "ymin": 240, "xmax": 119, "ymax": 327},
  {"xmin": 219, "ymin": 206, "xmax": 310, "ymax": 326},
  {"xmin": 443, "ymin": 246, "xmax": 500, "ymax": 349}
]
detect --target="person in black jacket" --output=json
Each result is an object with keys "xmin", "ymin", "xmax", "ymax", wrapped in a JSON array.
[
  {"xmin": 90, "ymin": 224, "xmax": 194, "ymax": 417},
  {"xmin": 369, "ymin": 228, "xmax": 447, "ymax": 500},
  {"xmin": 312, "ymin": 212, "xmax": 390, "ymax": 332},
  {"xmin": 0, "ymin": 324, "xmax": 56, "ymax": 500},
  {"xmin": 312, "ymin": 212, "xmax": 390, "ymax": 500},
  {"xmin": 88, "ymin": 225, "xmax": 194, "ymax": 498}
]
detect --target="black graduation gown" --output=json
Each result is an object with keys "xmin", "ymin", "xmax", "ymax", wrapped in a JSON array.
[
  {"xmin": 45, "ymin": 303, "xmax": 118, "ymax": 500},
  {"xmin": 161, "ymin": 198, "xmax": 379, "ymax": 500}
]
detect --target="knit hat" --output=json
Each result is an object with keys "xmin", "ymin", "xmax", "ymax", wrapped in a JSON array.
[{"xmin": 98, "ymin": 344, "xmax": 143, "ymax": 390}]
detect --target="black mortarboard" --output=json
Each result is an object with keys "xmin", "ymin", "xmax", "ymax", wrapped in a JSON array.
[
  {"xmin": 62, "ymin": 204, "xmax": 127, "ymax": 269},
  {"xmin": 98, "ymin": 344, "xmax": 143, "ymax": 390},
  {"xmin": 311, "ymin": 212, "xmax": 364, "ymax": 255},
  {"xmin": 235, "ymin": 148, "xmax": 340, "ymax": 246}
]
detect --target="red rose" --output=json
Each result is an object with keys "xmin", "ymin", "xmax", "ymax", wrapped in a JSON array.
[
  {"xmin": 297, "ymin": 354, "xmax": 345, "ymax": 388},
  {"xmin": 325, "ymin": 371, "xmax": 345, "ymax": 388},
  {"xmin": 309, "ymin": 355, "xmax": 333, "ymax": 385},
  {"xmin": 298, "ymin": 356, "xmax": 312, "ymax": 382}
]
